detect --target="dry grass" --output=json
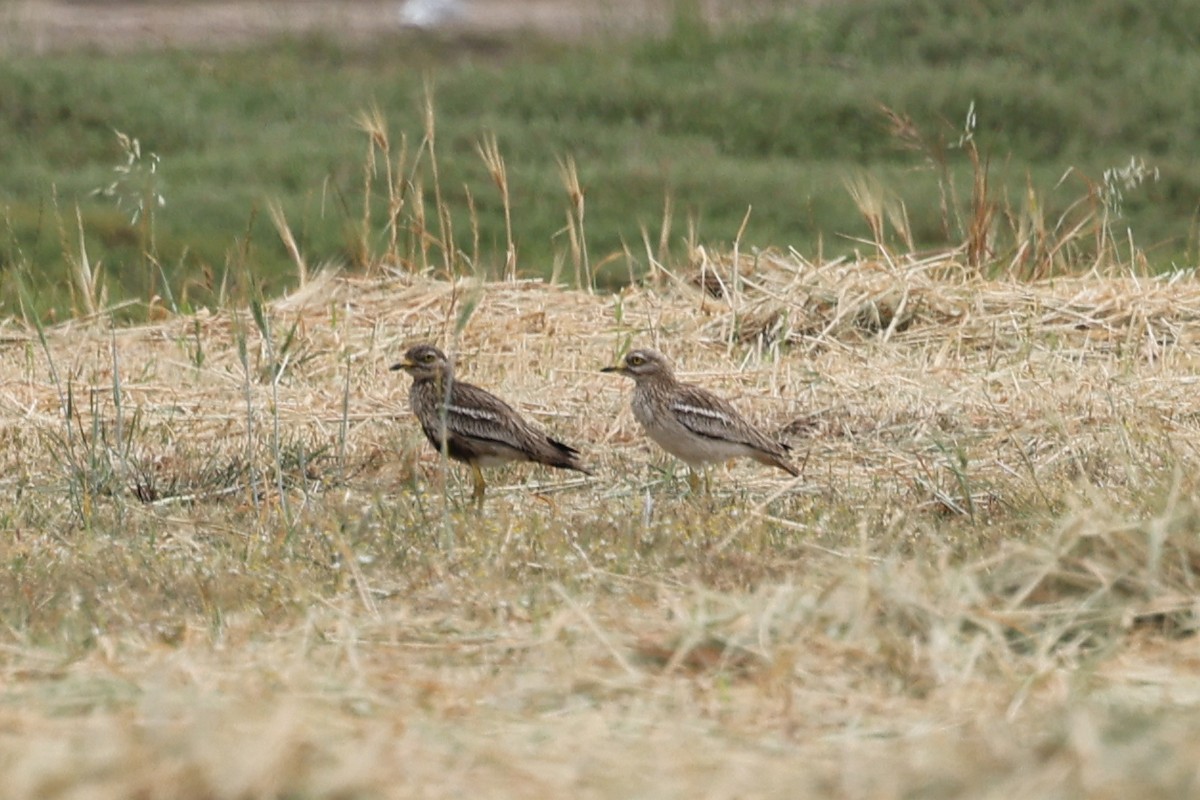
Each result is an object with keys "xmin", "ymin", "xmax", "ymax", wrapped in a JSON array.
[{"xmin": 3, "ymin": 248, "xmax": 1200, "ymax": 797}]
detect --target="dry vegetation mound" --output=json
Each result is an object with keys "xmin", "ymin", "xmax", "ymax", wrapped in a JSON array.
[{"xmin": 3, "ymin": 249, "xmax": 1200, "ymax": 796}]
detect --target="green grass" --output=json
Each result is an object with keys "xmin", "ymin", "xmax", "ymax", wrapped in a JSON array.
[{"xmin": 2, "ymin": 0, "xmax": 1198, "ymax": 319}]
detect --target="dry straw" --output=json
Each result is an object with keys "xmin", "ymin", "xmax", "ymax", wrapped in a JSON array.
[
  {"xmin": 4, "ymin": 245, "xmax": 1200, "ymax": 795},
  {"xmin": 4, "ymin": 248, "xmax": 1200, "ymax": 501}
]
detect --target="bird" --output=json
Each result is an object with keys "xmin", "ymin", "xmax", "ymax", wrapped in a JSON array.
[
  {"xmin": 391, "ymin": 343, "xmax": 592, "ymax": 505},
  {"xmin": 601, "ymin": 348, "xmax": 799, "ymax": 491}
]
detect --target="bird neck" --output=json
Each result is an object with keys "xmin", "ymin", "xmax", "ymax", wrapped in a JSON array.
[
  {"xmin": 639, "ymin": 371, "xmax": 676, "ymax": 390},
  {"xmin": 417, "ymin": 371, "xmax": 454, "ymax": 394}
]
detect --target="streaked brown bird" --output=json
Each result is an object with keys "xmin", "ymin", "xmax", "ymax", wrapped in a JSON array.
[
  {"xmin": 602, "ymin": 348, "xmax": 799, "ymax": 491},
  {"xmin": 391, "ymin": 344, "xmax": 592, "ymax": 505}
]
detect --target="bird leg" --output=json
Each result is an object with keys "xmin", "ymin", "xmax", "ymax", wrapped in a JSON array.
[{"xmin": 470, "ymin": 463, "xmax": 487, "ymax": 508}]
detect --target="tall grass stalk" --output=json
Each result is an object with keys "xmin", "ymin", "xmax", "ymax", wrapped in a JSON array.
[
  {"xmin": 464, "ymin": 184, "xmax": 481, "ymax": 276},
  {"xmin": 249, "ymin": 297, "xmax": 294, "ymax": 531},
  {"xmin": 17, "ymin": 276, "xmax": 96, "ymax": 522},
  {"xmin": 357, "ymin": 107, "xmax": 383, "ymax": 270},
  {"xmin": 411, "ymin": 181, "xmax": 430, "ymax": 273},
  {"xmin": 557, "ymin": 155, "xmax": 591, "ymax": 291},
  {"xmin": 355, "ymin": 106, "xmax": 412, "ymax": 272},
  {"xmin": 477, "ymin": 132, "xmax": 516, "ymax": 280},
  {"xmin": 657, "ymin": 194, "xmax": 674, "ymax": 275},
  {"xmin": 422, "ymin": 87, "xmax": 457, "ymax": 278},
  {"xmin": 233, "ymin": 316, "xmax": 261, "ymax": 515},
  {"xmin": 726, "ymin": 205, "xmax": 753, "ymax": 355},
  {"xmin": 61, "ymin": 205, "xmax": 104, "ymax": 317},
  {"xmin": 268, "ymin": 201, "xmax": 308, "ymax": 288},
  {"xmin": 108, "ymin": 323, "xmax": 130, "ymax": 500}
]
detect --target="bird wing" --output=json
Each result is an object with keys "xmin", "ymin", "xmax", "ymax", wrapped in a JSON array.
[
  {"xmin": 670, "ymin": 383, "xmax": 786, "ymax": 453},
  {"xmin": 439, "ymin": 380, "xmax": 539, "ymax": 452}
]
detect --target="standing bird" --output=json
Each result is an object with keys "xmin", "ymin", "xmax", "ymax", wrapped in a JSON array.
[
  {"xmin": 391, "ymin": 344, "xmax": 592, "ymax": 505},
  {"xmin": 602, "ymin": 348, "xmax": 799, "ymax": 491}
]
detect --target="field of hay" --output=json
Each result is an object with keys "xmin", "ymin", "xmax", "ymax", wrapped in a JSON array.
[{"xmin": 3, "ymin": 247, "xmax": 1200, "ymax": 797}]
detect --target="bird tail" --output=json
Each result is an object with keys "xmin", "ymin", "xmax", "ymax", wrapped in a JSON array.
[
  {"xmin": 754, "ymin": 445, "xmax": 801, "ymax": 478},
  {"xmin": 774, "ymin": 456, "xmax": 801, "ymax": 478},
  {"xmin": 546, "ymin": 437, "xmax": 594, "ymax": 476}
]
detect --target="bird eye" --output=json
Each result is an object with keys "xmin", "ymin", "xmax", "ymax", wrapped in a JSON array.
[
  {"xmin": 421, "ymin": 352, "xmax": 436, "ymax": 363},
  {"xmin": 628, "ymin": 354, "xmax": 645, "ymax": 366}
]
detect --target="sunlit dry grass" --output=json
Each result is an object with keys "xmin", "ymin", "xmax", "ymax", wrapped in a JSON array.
[{"xmin": 2, "ymin": 249, "xmax": 1200, "ymax": 797}]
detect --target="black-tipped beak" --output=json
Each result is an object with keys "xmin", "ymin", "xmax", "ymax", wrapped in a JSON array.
[
  {"xmin": 390, "ymin": 359, "xmax": 414, "ymax": 372},
  {"xmin": 600, "ymin": 365, "xmax": 624, "ymax": 374}
]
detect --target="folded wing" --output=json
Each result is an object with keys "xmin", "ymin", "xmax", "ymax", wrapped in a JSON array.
[{"xmin": 670, "ymin": 383, "xmax": 790, "ymax": 456}]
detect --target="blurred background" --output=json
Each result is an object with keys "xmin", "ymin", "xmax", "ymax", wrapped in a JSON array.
[
  {"xmin": 5, "ymin": 0, "xmax": 711, "ymax": 49},
  {"xmin": 1, "ymin": 0, "xmax": 1196, "ymax": 317}
]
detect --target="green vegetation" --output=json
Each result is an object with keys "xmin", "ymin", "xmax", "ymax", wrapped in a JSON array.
[{"xmin": 1, "ymin": 0, "xmax": 1197, "ymax": 318}]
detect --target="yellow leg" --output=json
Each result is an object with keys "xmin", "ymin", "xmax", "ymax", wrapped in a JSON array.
[
  {"xmin": 470, "ymin": 463, "xmax": 487, "ymax": 508},
  {"xmin": 685, "ymin": 468, "xmax": 712, "ymax": 496}
]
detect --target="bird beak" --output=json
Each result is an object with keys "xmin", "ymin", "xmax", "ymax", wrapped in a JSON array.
[
  {"xmin": 390, "ymin": 358, "xmax": 415, "ymax": 372},
  {"xmin": 600, "ymin": 365, "xmax": 625, "ymax": 374}
]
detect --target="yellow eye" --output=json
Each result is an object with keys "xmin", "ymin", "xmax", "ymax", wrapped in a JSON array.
[
  {"xmin": 422, "ymin": 352, "xmax": 436, "ymax": 363},
  {"xmin": 628, "ymin": 354, "xmax": 645, "ymax": 367}
]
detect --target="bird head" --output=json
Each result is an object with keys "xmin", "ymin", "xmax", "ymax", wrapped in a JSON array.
[
  {"xmin": 391, "ymin": 343, "xmax": 452, "ymax": 381},
  {"xmin": 601, "ymin": 348, "xmax": 674, "ymax": 381}
]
